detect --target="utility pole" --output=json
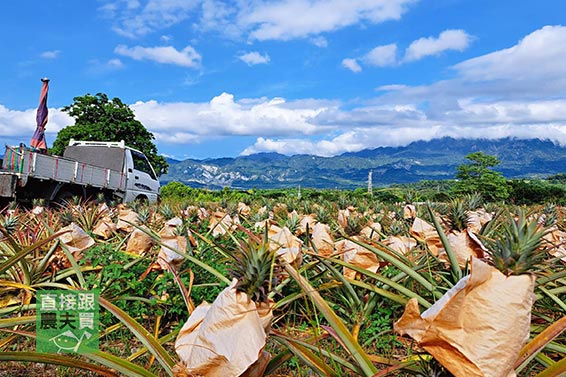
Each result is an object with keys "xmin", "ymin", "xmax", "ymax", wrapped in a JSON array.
[
  {"xmin": 298, "ymin": 185, "xmax": 301, "ymax": 199},
  {"xmin": 368, "ymin": 171, "xmax": 373, "ymax": 195}
]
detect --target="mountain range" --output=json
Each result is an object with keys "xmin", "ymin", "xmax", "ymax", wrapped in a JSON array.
[{"xmin": 161, "ymin": 137, "xmax": 566, "ymax": 190}]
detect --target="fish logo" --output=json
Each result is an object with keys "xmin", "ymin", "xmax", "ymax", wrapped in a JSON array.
[{"xmin": 49, "ymin": 330, "xmax": 92, "ymax": 353}]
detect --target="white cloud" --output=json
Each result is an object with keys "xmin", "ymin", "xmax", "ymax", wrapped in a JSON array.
[
  {"xmin": 130, "ymin": 93, "xmax": 332, "ymax": 144},
  {"xmin": 344, "ymin": 29, "xmax": 471, "ymax": 72},
  {"xmin": 115, "ymin": 45, "xmax": 201, "ymax": 67},
  {"xmin": 40, "ymin": 50, "xmax": 60, "ymax": 59},
  {"xmin": 454, "ymin": 25, "xmax": 566, "ymax": 82},
  {"xmin": 101, "ymin": 0, "xmax": 416, "ymax": 41},
  {"xmin": 404, "ymin": 30, "xmax": 472, "ymax": 62},
  {"xmin": 310, "ymin": 36, "xmax": 328, "ymax": 48},
  {"xmin": 241, "ymin": 134, "xmax": 372, "ymax": 156},
  {"xmin": 107, "ymin": 59, "xmax": 124, "ymax": 68},
  {"xmin": 0, "ymin": 105, "xmax": 72, "ymax": 138},
  {"xmin": 376, "ymin": 84, "xmax": 408, "ymax": 91},
  {"xmin": 342, "ymin": 58, "xmax": 362, "ymax": 73},
  {"xmin": 363, "ymin": 44, "xmax": 398, "ymax": 67},
  {"xmin": 244, "ymin": 0, "xmax": 416, "ymax": 41},
  {"xmin": 238, "ymin": 51, "xmax": 270, "ymax": 66},
  {"xmin": 86, "ymin": 59, "xmax": 126, "ymax": 75},
  {"xmin": 404, "ymin": 29, "xmax": 472, "ymax": 62},
  {"xmin": 199, "ymin": 0, "xmax": 241, "ymax": 38},
  {"xmin": 102, "ymin": 0, "xmax": 199, "ymax": 38}
]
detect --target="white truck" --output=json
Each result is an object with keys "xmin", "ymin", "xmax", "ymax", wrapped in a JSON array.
[{"xmin": 0, "ymin": 139, "xmax": 160, "ymax": 205}]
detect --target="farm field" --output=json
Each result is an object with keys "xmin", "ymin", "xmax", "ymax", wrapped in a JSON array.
[{"xmin": 1, "ymin": 188, "xmax": 565, "ymax": 376}]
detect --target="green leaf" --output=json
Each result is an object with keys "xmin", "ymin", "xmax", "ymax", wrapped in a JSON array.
[
  {"xmin": 284, "ymin": 263, "xmax": 378, "ymax": 376},
  {"xmin": 515, "ymin": 316, "xmax": 566, "ymax": 372},
  {"xmin": 86, "ymin": 350, "xmax": 160, "ymax": 377},
  {"xmin": 0, "ymin": 352, "xmax": 119, "ymax": 377},
  {"xmin": 98, "ymin": 296, "xmax": 176, "ymax": 376}
]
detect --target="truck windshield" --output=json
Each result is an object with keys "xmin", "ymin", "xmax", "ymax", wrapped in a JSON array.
[{"xmin": 131, "ymin": 150, "xmax": 157, "ymax": 180}]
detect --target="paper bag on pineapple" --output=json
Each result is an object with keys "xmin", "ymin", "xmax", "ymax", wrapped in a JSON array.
[
  {"xmin": 410, "ymin": 217, "xmax": 444, "ymax": 256},
  {"xmin": 159, "ymin": 217, "xmax": 183, "ymax": 237},
  {"xmin": 208, "ymin": 212, "xmax": 233, "ymax": 237},
  {"xmin": 395, "ymin": 258, "xmax": 535, "ymax": 377},
  {"xmin": 337, "ymin": 208, "xmax": 355, "ymax": 229},
  {"xmin": 237, "ymin": 202, "xmax": 251, "ymax": 216},
  {"xmin": 116, "ymin": 207, "xmax": 139, "ymax": 232},
  {"xmin": 266, "ymin": 223, "xmax": 282, "ymax": 238},
  {"xmin": 359, "ymin": 221, "xmax": 382, "ymax": 241},
  {"xmin": 382, "ymin": 235, "xmax": 417, "ymax": 256},
  {"xmin": 174, "ymin": 279, "xmax": 272, "ymax": 377},
  {"xmin": 311, "ymin": 222, "xmax": 334, "ymax": 256},
  {"xmin": 443, "ymin": 230, "xmax": 487, "ymax": 268},
  {"xmin": 403, "ymin": 204, "xmax": 416, "ymax": 219},
  {"xmin": 269, "ymin": 226, "xmax": 303, "ymax": 265},
  {"xmin": 197, "ymin": 207, "xmax": 208, "ymax": 220},
  {"xmin": 411, "ymin": 217, "xmax": 485, "ymax": 268},
  {"xmin": 92, "ymin": 216, "xmax": 117, "ymax": 239},
  {"xmin": 125, "ymin": 226, "xmax": 154, "ymax": 256},
  {"xmin": 58, "ymin": 222, "xmax": 95, "ymax": 257},
  {"xmin": 467, "ymin": 209, "xmax": 493, "ymax": 234},
  {"xmin": 543, "ymin": 227, "xmax": 566, "ymax": 262},
  {"xmin": 297, "ymin": 214, "xmax": 316, "ymax": 236},
  {"xmin": 157, "ymin": 236, "xmax": 187, "ymax": 271},
  {"xmin": 336, "ymin": 238, "xmax": 380, "ymax": 279},
  {"xmin": 269, "ymin": 226, "xmax": 301, "ymax": 250},
  {"xmin": 253, "ymin": 219, "xmax": 272, "ymax": 232}
]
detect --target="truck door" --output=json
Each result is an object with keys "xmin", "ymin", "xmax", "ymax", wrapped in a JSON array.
[{"xmin": 125, "ymin": 149, "xmax": 160, "ymax": 203}]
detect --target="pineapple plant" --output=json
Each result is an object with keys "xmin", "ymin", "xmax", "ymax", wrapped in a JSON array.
[
  {"xmin": 0, "ymin": 211, "xmax": 19, "ymax": 237},
  {"xmin": 388, "ymin": 219, "xmax": 406, "ymax": 236},
  {"xmin": 137, "ymin": 206, "xmax": 151, "ymax": 224},
  {"xmin": 484, "ymin": 210, "xmax": 547, "ymax": 276},
  {"xmin": 314, "ymin": 204, "xmax": 331, "ymax": 224},
  {"xmin": 344, "ymin": 212, "xmax": 365, "ymax": 236},
  {"xmin": 284, "ymin": 211, "xmax": 300, "ymax": 234},
  {"xmin": 446, "ymin": 198, "xmax": 469, "ymax": 232},
  {"xmin": 539, "ymin": 202, "xmax": 558, "ymax": 228},
  {"xmin": 463, "ymin": 192, "xmax": 483, "ymax": 210},
  {"xmin": 337, "ymin": 193, "xmax": 350, "ymax": 210},
  {"xmin": 174, "ymin": 231, "xmax": 276, "ymax": 376},
  {"xmin": 59, "ymin": 210, "xmax": 75, "ymax": 227},
  {"xmin": 159, "ymin": 202, "xmax": 176, "ymax": 220},
  {"xmin": 397, "ymin": 210, "xmax": 540, "ymax": 376},
  {"xmin": 229, "ymin": 234, "xmax": 278, "ymax": 303}
]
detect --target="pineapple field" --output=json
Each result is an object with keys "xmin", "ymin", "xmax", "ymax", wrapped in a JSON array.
[{"xmin": 1, "ymin": 188, "xmax": 565, "ymax": 376}]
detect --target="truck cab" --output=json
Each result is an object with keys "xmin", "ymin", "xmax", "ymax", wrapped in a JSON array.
[
  {"xmin": 64, "ymin": 140, "xmax": 160, "ymax": 203},
  {"xmin": 124, "ymin": 147, "xmax": 160, "ymax": 203}
]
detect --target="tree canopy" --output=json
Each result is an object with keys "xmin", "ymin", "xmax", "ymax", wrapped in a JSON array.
[
  {"xmin": 454, "ymin": 151, "xmax": 509, "ymax": 201},
  {"xmin": 51, "ymin": 93, "xmax": 168, "ymax": 175}
]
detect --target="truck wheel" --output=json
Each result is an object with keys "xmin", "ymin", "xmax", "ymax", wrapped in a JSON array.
[
  {"xmin": 53, "ymin": 191, "xmax": 74, "ymax": 206},
  {"xmin": 135, "ymin": 195, "xmax": 149, "ymax": 204}
]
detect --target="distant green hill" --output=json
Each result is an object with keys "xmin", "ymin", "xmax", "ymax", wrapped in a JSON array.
[{"xmin": 160, "ymin": 137, "xmax": 566, "ymax": 189}]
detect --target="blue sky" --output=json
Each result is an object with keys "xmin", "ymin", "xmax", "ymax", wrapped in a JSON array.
[{"xmin": 1, "ymin": 0, "xmax": 565, "ymax": 160}]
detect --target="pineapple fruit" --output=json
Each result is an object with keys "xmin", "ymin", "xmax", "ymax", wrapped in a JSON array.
[{"xmin": 174, "ymin": 234, "xmax": 276, "ymax": 377}]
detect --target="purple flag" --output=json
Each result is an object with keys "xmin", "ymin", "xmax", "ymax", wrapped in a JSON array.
[{"xmin": 30, "ymin": 78, "xmax": 49, "ymax": 152}]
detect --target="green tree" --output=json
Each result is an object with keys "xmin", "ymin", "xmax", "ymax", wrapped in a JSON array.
[
  {"xmin": 454, "ymin": 152, "xmax": 509, "ymax": 201},
  {"xmin": 51, "ymin": 93, "xmax": 168, "ymax": 175}
]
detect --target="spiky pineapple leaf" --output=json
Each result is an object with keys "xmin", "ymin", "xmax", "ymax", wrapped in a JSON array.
[{"xmin": 484, "ymin": 210, "xmax": 547, "ymax": 275}]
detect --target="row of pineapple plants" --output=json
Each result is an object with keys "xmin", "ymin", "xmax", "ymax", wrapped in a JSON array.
[{"xmin": 0, "ymin": 191, "xmax": 565, "ymax": 376}]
